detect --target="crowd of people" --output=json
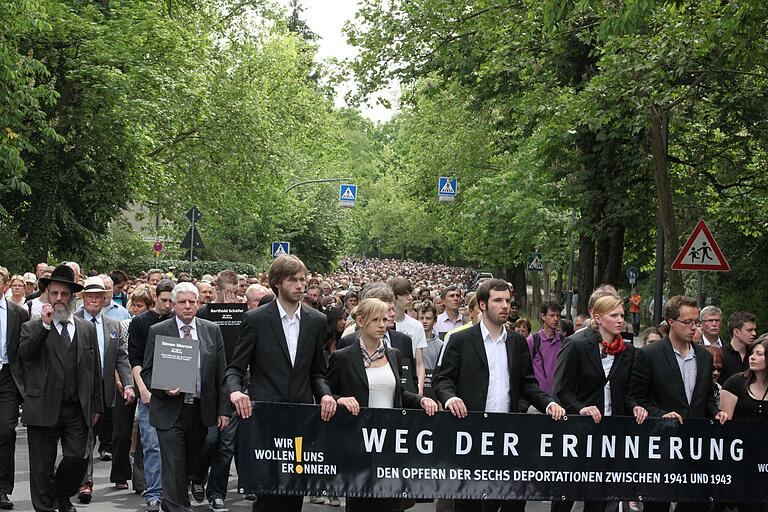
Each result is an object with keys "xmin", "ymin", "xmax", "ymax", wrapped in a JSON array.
[{"xmin": 0, "ymin": 257, "xmax": 765, "ymax": 512}]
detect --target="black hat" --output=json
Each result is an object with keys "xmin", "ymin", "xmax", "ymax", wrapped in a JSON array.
[{"xmin": 38, "ymin": 264, "xmax": 84, "ymax": 293}]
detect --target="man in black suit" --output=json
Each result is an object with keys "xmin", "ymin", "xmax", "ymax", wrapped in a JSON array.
[
  {"xmin": 433, "ymin": 278, "xmax": 565, "ymax": 512},
  {"xmin": 336, "ymin": 286, "xmax": 419, "ymax": 393},
  {"xmin": 74, "ymin": 276, "xmax": 135, "ymax": 503},
  {"xmin": 0, "ymin": 266, "xmax": 30, "ymax": 509},
  {"xmin": 142, "ymin": 282, "xmax": 230, "ymax": 512},
  {"xmin": 226, "ymin": 255, "xmax": 336, "ymax": 512},
  {"xmin": 19, "ymin": 264, "xmax": 103, "ymax": 512},
  {"xmin": 630, "ymin": 295, "xmax": 728, "ymax": 512}
]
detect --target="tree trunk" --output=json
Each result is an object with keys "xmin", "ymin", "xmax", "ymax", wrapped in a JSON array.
[
  {"xmin": 578, "ymin": 232, "xmax": 595, "ymax": 314},
  {"xmin": 512, "ymin": 263, "xmax": 527, "ymax": 310},
  {"xmin": 530, "ymin": 271, "xmax": 542, "ymax": 319},
  {"xmin": 555, "ymin": 268, "xmax": 563, "ymax": 304},
  {"xmin": 595, "ymin": 234, "xmax": 610, "ymax": 288},
  {"xmin": 599, "ymin": 224, "xmax": 625, "ymax": 286},
  {"xmin": 648, "ymin": 108, "xmax": 684, "ymax": 296}
]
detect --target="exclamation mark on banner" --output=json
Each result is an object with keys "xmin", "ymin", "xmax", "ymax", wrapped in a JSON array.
[{"xmin": 295, "ymin": 437, "xmax": 303, "ymax": 474}]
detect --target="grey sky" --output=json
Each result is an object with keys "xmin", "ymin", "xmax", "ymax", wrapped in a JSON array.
[{"xmin": 279, "ymin": 0, "xmax": 398, "ymax": 122}]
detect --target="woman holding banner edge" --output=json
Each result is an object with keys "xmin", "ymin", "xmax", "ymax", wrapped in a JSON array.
[
  {"xmin": 328, "ymin": 298, "xmax": 437, "ymax": 512},
  {"xmin": 550, "ymin": 294, "xmax": 648, "ymax": 512}
]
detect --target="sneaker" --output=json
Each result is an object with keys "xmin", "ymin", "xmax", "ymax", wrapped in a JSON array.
[
  {"xmin": 327, "ymin": 496, "xmax": 341, "ymax": 507},
  {"xmin": 308, "ymin": 496, "xmax": 325, "ymax": 504},
  {"xmin": 77, "ymin": 482, "xmax": 93, "ymax": 504},
  {"xmin": 146, "ymin": 499, "xmax": 161, "ymax": 512},
  {"xmin": 190, "ymin": 483, "xmax": 205, "ymax": 504},
  {"xmin": 628, "ymin": 502, "xmax": 642, "ymax": 512},
  {"xmin": 209, "ymin": 498, "xmax": 228, "ymax": 511},
  {"xmin": 244, "ymin": 492, "xmax": 256, "ymax": 501},
  {"xmin": 99, "ymin": 451, "xmax": 112, "ymax": 461}
]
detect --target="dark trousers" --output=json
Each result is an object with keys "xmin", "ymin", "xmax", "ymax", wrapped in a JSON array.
[
  {"xmin": 110, "ymin": 392, "xmax": 136, "ymax": 483},
  {"xmin": 83, "ymin": 406, "xmax": 112, "ymax": 484},
  {"xmin": 156, "ymin": 403, "xmax": 206, "ymax": 512},
  {"xmin": 27, "ymin": 402, "xmax": 89, "ymax": 512},
  {"xmin": 0, "ymin": 366, "xmax": 21, "ymax": 494},
  {"xmin": 96, "ymin": 405, "xmax": 113, "ymax": 453},
  {"xmin": 455, "ymin": 500, "xmax": 525, "ymax": 512},
  {"xmin": 253, "ymin": 495, "xmax": 303, "ymax": 512}
]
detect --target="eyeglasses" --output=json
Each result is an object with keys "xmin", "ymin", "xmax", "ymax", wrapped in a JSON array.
[{"xmin": 674, "ymin": 318, "xmax": 702, "ymax": 327}]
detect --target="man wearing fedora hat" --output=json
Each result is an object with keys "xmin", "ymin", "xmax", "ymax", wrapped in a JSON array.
[
  {"xmin": 74, "ymin": 276, "xmax": 135, "ymax": 504},
  {"xmin": 19, "ymin": 264, "xmax": 103, "ymax": 512}
]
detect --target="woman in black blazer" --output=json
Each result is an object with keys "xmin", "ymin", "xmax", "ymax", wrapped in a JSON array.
[
  {"xmin": 328, "ymin": 298, "xmax": 437, "ymax": 512},
  {"xmin": 550, "ymin": 295, "xmax": 649, "ymax": 512}
]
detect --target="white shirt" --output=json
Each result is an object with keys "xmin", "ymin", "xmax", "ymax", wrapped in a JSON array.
[
  {"xmin": 703, "ymin": 336, "xmax": 722, "ymax": 348},
  {"xmin": 276, "ymin": 300, "xmax": 301, "ymax": 366},
  {"xmin": 53, "ymin": 316, "xmax": 76, "ymax": 340},
  {"xmin": 84, "ymin": 311, "xmax": 105, "ymax": 371},
  {"xmin": 480, "ymin": 321, "xmax": 511, "ymax": 413},
  {"xmin": 601, "ymin": 354, "xmax": 615, "ymax": 416},
  {"xmin": 366, "ymin": 364, "xmax": 396, "ymax": 409},
  {"xmin": 395, "ymin": 314, "xmax": 428, "ymax": 355},
  {"xmin": 0, "ymin": 299, "xmax": 7, "ymax": 364}
]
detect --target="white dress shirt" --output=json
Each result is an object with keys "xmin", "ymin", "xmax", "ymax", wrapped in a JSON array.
[
  {"xmin": 0, "ymin": 299, "xmax": 7, "ymax": 364},
  {"xmin": 276, "ymin": 300, "xmax": 301, "ymax": 366},
  {"xmin": 601, "ymin": 354, "xmax": 615, "ymax": 416},
  {"xmin": 480, "ymin": 321, "xmax": 511, "ymax": 413}
]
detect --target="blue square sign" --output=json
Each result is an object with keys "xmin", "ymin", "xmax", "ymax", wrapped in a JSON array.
[
  {"xmin": 271, "ymin": 241, "xmax": 290, "ymax": 258},
  {"xmin": 438, "ymin": 177, "xmax": 457, "ymax": 202},
  {"xmin": 339, "ymin": 184, "xmax": 357, "ymax": 207}
]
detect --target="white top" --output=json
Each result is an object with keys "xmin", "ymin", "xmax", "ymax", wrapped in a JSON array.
[
  {"xmin": 396, "ymin": 314, "xmax": 428, "ymax": 354},
  {"xmin": 276, "ymin": 300, "xmax": 301, "ymax": 366},
  {"xmin": 366, "ymin": 364, "xmax": 396, "ymax": 409},
  {"xmin": 480, "ymin": 320, "xmax": 510, "ymax": 413},
  {"xmin": 703, "ymin": 336, "xmax": 722, "ymax": 348},
  {"xmin": 602, "ymin": 354, "xmax": 615, "ymax": 416}
]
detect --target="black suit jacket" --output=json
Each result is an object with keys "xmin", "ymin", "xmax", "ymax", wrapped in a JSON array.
[
  {"xmin": 18, "ymin": 318, "xmax": 103, "ymax": 427},
  {"xmin": 337, "ymin": 329, "xmax": 418, "ymax": 393},
  {"xmin": 225, "ymin": 300, "xmax": 331, "ymax": 403},
  {"xmin": 4, "ymin": 299, "xmax": 30, "ymax": 394},
  {"xmin": 630, "ymin": 337, "xmax": 719, "ymax": 419},
  {"xmin": 75, "ymin": 311, "xmax": 133, "ymax": 408},
  {"xmin": 142, "ymin": 317, "xmax": 230, "ymax": 430},
  {"xmin": 552, "ymin": 327, "xmax": 638, "ymax": 415},
  {"xmin": 327, "ymin": 344, "xmax": 422, "ymax": 409},
  {"xmin": 433, "ymin": 323, "xmax": 552, "ymax": 413}
]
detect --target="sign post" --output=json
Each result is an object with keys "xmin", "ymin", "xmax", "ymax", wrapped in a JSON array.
[
  {"xmin": 338, "ymin": 184, "xmax": 357, "ymax": 208},
  {"xmin": 181, "ymin": 207, "xmax": 204, "ymax": 273},
  {"xmin": 671, "ymin": 220, "xmax": 729, "ymax": 307},
  {"xmin": 437, "ymin": 177, "xmax": 457, "ymax": 203}
]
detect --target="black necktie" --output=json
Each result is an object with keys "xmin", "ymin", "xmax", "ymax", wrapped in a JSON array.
[{"xmin": 60, "ymin": 319, "xmax": 71, "ymax": 348}]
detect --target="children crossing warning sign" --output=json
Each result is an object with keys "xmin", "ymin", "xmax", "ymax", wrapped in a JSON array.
[{"xmin": 671, "ymin": 220, "xmax": 729, "ymax": 271}]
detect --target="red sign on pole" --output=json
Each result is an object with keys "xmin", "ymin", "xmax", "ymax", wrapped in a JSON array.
[{"xmin": 671, "ymin": 220, "xmax": 730, "ymax": 271}]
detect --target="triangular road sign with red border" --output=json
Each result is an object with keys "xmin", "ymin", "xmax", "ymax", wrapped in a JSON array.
[{"xmin": 671, "ymin": 220, "xmax": 730, "ymax": 271}]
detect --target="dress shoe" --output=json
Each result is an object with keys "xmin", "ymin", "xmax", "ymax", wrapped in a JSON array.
[
  {"xmin": 0, "ymin": 493, "xmax": 13, "ymax": 510},
  {"xmin": 77, "ymin": 482, "xmax": 92, "ymax": 504},
  {"xmin": 58, "ymin": 497, "xmax": 77, "ymax": 512}
]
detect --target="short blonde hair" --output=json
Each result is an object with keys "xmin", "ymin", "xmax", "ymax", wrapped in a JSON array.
[
  {"xmin": 9, "ymin": 275, "xmax": 25, "ymax": 288},
  {"xmin": 352, "ymin": 298, "xmax": 390, "ymax": 329},
  {"xmin": 590, "ymin": 295, "xmax": 624, "ymax": 329},
  {"xmin": 0, "ymin": 267, "xmax": 9, "ymax": 285}
]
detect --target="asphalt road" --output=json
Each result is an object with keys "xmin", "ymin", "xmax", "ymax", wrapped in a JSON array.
[{"xmin": 10, "ymin": 425, "xmax": 606, "ymax": 512}]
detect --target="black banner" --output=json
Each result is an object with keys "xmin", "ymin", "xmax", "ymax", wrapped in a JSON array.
[{"xmin": 238, "ymin": 402, "xmax": 768, "ymax": 503}]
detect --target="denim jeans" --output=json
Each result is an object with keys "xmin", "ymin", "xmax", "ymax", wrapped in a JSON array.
[
  {"xmin": 137, "ymin": 399, "xmax": 163, "ymax": 503},
  {"xmin": 206, "ymin": 414, "xmax": 239, "ymax": 500}
]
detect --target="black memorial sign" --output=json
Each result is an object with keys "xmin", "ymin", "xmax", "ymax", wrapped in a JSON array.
[
  {"xmin": 150, "ymin": 335, "xmax": 199, "ymax": 394},
  {"xmin": 239, "ymin": 402, "xmax": 768, "ymax": 503}
]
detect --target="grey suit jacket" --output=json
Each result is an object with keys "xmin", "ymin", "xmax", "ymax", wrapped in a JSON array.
[
  {"xmin": 75, "ymin": 311, "xmax": 133, "ymax": 408},
  {"xmin": 142, "ymin": 317, "xmax": 230, "ymax": 430},
  {"xmin": 18, "ymin": 317, "xmax": 103, "ymax": 427}
]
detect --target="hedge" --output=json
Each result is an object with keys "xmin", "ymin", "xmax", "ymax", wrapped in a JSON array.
[{"xmin": 120, "ymin": 258, "xmax": 264, "ymax": 279}]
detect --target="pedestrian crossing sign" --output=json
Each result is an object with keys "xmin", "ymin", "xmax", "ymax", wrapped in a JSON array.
[
  {"xmin": 438, "ymin": 177, "xmax": 457, "ymax": 202},
  {"xmin": 339, "ymin": 184, "xmax": 357, "ymax": 207},
  {"xmin": 528, "ymin": 253, "xmax": 544, "ymax": 272},
  {"xmin": 271, "ymin": 241, "xmax": 291, "ymax": 258}
]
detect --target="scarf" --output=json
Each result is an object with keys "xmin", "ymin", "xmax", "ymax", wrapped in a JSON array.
[
  {"xmin": 360, "ymin": 339, "xmax": 386, "ymax": 368},
  {"xmin": 601, "ymin": 334, "xmax": 627, "ymax": 356}
]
